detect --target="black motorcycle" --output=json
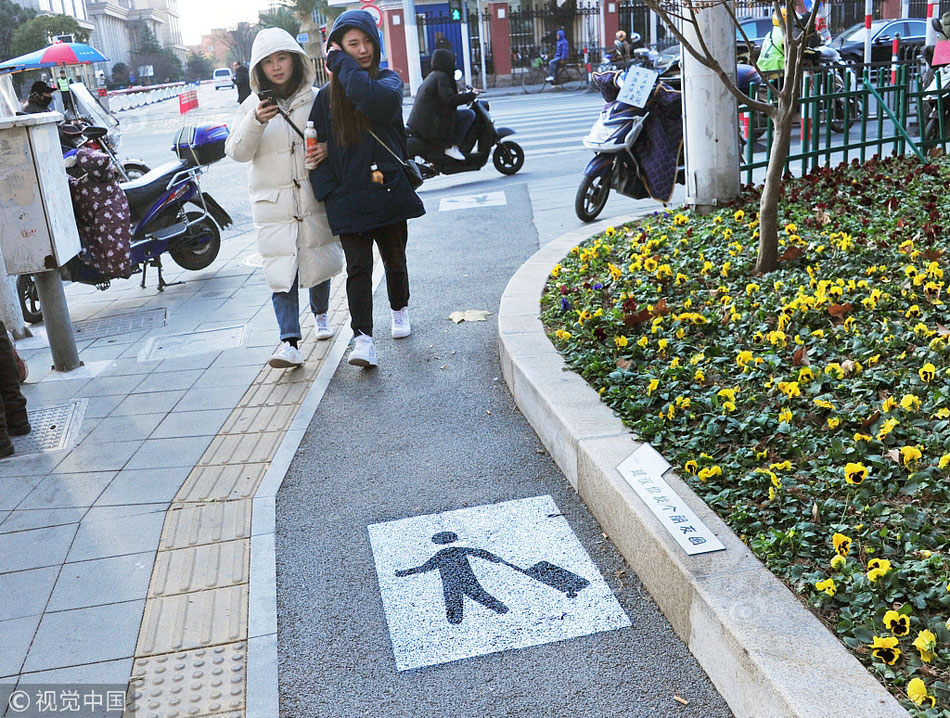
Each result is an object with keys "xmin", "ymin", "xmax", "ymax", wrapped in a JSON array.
[{"xmin": 407, "ymin": 94, "xmax": 524, "ymax": 179}]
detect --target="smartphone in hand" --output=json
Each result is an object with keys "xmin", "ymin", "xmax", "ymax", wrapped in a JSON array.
[{"xmin": 258, "ymin": 89, "xmax": 276, "ymax": 106}]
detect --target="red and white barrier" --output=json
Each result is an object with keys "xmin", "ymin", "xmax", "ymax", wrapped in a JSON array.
[
  {"xmin": 179, "ymin": 89, "xmax": 199, "ymax": 114},
  {"xmin": 890, "ymin": 34, "xmax": 900, "ymax": 85},
  {"xmin": 863, "ymin": 0, "xmax": 873, "ymax": 65},
  {"xmin": 926, "ymin": 0, "xmax": 939, "ymax": 45}
]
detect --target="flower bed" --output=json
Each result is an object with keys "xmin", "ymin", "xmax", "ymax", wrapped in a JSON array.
[{"xmin": 540, "ymin": 155, "xmax": 950, "ymax": 715}]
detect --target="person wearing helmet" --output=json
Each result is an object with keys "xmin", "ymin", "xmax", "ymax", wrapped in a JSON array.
[
  {"xmin": 758, "ymin": 9, "xmax": 787, "ymax": 73},
  {"xmin": 614, "ymin": 30, "xmax": 632, "ymax": 68},
  {"xmin": 309, "ymin": 9, "xmax": 425, "ymax": 369},
  {"xmin": 407, "ymin": 47, "xmax": 478, "ymax": 161}
]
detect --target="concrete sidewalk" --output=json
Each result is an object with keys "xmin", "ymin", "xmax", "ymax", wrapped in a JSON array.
[{"xmin": 0, "ymin": 221, "xmax": 353, "ymax": 717}]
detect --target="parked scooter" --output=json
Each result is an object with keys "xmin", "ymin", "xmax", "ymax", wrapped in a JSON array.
[
  {"xmin": 575, "ymin": 67, "xmax": 684, "ymax": 222},
  {"xmin": 19, "ymin": 124, "xmax": 233, "ymax": 324},
  {"xmin": 60, "ymin": 121, "xmax": 150, "ymax": 181},
  {"xmin": 407, "ymin": 76, "xmax": 524, "ymax": 179}
]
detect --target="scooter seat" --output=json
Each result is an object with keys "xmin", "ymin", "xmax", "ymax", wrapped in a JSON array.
[{"xmin": 121, "ymin": 159, "xmax": 190, "ymax": 214}]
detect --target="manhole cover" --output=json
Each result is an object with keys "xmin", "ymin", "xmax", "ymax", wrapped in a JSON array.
[
  {"xmin": 7, "ymin": 399, "xmax": 87, "ymax": 459},
  {"xmin": 73, "ymin": 308, "xmax": 167, "ymax": 341},
  {"xmin": 137, "ymin": 325, "xmax": 246, "ymax": 362}
]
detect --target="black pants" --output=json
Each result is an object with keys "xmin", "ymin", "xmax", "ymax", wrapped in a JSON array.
[
  {"xmin": 340, "ymin": 221, "xmax": 410, "ymax": 338},
  {"xmin": 0, "ymin": 321, "xmax": 28, "ymax": 444}
]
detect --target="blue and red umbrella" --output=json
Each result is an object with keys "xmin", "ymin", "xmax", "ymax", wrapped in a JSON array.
[{"xmin": 0, "ymin": 42, "xmax": 109, "ymax": 73}]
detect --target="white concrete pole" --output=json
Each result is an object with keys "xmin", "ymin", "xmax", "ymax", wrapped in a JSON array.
[
  {"xmin": 403, "ymin": 0, "xmax": 424, "ymax": 96},
  {"xmin": 461, "ymin": 0, "xmax": 474, "ymax": 86},
  {"xmin": 901, "ymin": 0, "xmax": 910, "ymax": 20},
  {"xmin": 681, "ymin": 0, "xmax": 739, "ymax": 212},
  {"xmin": 863, "ymin": 0, "xmax": 873, "ymax": 66}
]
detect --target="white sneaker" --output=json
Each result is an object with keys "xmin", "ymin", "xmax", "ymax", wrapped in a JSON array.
[
  {"xmin": 347, "ymin": 333, "xmax": 378, "ymax": 368},
  {"xmin": 315, "ymin": 313, "xmax": 333, "ymax": 341},
  {"xmin": 443, "ymin": 145, "xmax": 465, "ymax": 161},
  {"xmin": 391, "ymin": 307, "xmax": 411, "ymax": 339},
  {"xmin": 544, "ymin": 75, "xmax": 554, "ymax": 82},
  {"xmin": 268, "ymin": 341, "xmax": 303, "ymax": 369}
]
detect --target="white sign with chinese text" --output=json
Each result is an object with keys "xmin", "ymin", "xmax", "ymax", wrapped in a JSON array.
[
  {"xmin": 616, "ymin": 66, "xmax": 659, "ymax": 108},
  {"xmin": 617, "ymin": 444, "xmax": 725, "ymax": 556}
]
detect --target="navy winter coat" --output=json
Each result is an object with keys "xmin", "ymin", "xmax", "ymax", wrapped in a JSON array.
[{"xmin": 308, "ymin": 10, "xmax": 425, "ymax": 236}]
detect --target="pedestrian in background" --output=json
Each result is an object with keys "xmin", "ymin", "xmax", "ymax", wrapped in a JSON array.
[
  {"xmin": 407, "ymin": 47, "xmax": 478, "ymax": 161},
  {"xmin": 225, "ymin": 28, "xmax": 344, "ymax": 370},
  {"xmin": 0, "ymin": 321, "xmax": 30, "ymax": 459},
  {"xmin": 546, "ymin": 28, "xmax": 569, "ymax": 83},
  {"xmin": 309, "ymin": 10, "xmax": 425, "ymax": 369},
  {"xmin": 233, "ymin": 61, "xmax": 251, "ymax": 104},
  {"xmin": 21, "ymin": 80, "xmax": 55, "ymax": 114}
]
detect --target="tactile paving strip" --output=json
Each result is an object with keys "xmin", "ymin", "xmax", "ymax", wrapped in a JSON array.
[
  {"xmin": 8, "ymin": 399, "xmax": 87, "ymax": 458},
  {"xmin": 125, "ymin": 642, "xmax": 246, "ymax": 718},
  {"xmin": 73, "ymin": 307, "xmax": 167, "ymax": 341}
]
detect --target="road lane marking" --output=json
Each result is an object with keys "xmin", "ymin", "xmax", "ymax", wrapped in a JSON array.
[{"xmin": 438, "ymin": 191, "xmax": 507, "ymax": 212}]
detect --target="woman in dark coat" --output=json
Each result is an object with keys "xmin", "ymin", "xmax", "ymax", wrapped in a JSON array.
[
  {"xmin": 406, "ymin": 48, "xmax": 477, "ymax": 160},
  {"xmin": 309, "ymin": 9, "xmax": 425, "ymax": 369}
]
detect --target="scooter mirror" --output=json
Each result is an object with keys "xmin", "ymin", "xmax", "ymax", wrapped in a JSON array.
[
  {"xmin": 933, "ymin": 17, "xmax": 942, "ymax": 33},
  {"xmin": 454, "ymin": 69, "xmax": 463, "ymax": 81}
]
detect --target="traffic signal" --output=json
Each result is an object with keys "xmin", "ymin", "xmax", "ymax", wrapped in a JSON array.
[{"xmin": 449, "ymin": 0, "xmax": 462, "ymax": 22}]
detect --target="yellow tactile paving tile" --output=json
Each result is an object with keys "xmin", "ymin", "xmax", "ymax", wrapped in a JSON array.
[
  {"xmin": 160, "ymin": 501, "xmax": 252, "ymax": 551},
  {"xmin": 138, "ymin": 584, "xmax": 248, "ymax": 656},
  {"xmin": 150, "ymin": 539, "xmax": 250, "ymax": 598},
  {"xmin": 175, "ymin": 464, "xmax": 270, "ymax": 503},
  {"xmin": 126, "ymin": 642, "xmax": 246, "ymax": 717},
  {"xmin": 130, "ymin": 278, "xmax": 351, "ymax": 716},
  {"xmin": 197, "ymin": 433, "xmax": 285, "ymax": 468}
]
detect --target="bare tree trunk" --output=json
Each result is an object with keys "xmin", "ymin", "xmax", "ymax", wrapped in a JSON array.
[{"xmin": 755, "ymin": 102, "xmax": 795, "ymax": 274}]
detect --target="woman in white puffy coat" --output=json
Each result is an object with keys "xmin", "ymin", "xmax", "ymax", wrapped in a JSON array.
[{"xmin": 225, "ymin": 28, "xmax": 344, "ymax": 369}]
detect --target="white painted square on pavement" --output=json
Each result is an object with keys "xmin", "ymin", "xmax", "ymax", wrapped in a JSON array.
[
  {"xmin": 438, "ymin": 191, "xmax": 507, "ymax": 212},
  {"xmin": 367, "ymin": 495, "xmax": 631, "ymax": 671}
]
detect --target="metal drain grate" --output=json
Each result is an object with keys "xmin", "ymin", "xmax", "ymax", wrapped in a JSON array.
[
  {"xmin": 73, "ymin": 308, "xmax": 167, "ymax": 341},
  {"xmin": 7, "ymin": 399, "xmax": 88, "ymax": 458},
  {"xmin": 137, "ymin": 325, "xmax": 246, "ymax": 362}
]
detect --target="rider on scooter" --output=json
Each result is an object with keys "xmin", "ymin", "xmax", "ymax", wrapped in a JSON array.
[{"xmin": 407, "ymin": 48, "xmax": 478, "ymax": 161}]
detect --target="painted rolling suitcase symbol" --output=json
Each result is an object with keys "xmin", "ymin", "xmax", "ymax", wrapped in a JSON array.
[{"xmin": 521, "ymin": 561, "xmax": 590, "ymax": 598}]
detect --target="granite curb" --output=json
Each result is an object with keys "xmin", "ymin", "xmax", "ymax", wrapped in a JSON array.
[{"xmin": 497, "ymin": 216, "xmax": 909, "ymax": 718}]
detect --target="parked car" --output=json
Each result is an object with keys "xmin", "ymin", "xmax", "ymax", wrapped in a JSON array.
[
  {"xmin": 830, "ymin": 18, "xmax": 928, "ymax": 64},
  {"xmin": 212, "ymin": 67, "xmax": 233, "ymax": 90}
]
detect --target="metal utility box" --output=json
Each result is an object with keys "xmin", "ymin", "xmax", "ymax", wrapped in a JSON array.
[{"xmin": 0, "ymin": 112, "xmax": 80, "ymax": 275}]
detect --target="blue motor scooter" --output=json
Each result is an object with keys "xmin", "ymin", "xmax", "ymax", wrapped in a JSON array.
[{"xmin": 19, "ymin": 125, "xmax": 233, "ymax": 323}]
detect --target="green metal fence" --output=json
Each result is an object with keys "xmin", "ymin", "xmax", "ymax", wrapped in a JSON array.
[{"xmin": 738, "ymin": 64, "xmax": 947, "ymax": 185}]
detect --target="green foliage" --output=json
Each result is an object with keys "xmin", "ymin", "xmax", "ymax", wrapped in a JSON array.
[
  {"xmin": 110, "ymin": 62, "xmax": 130, "ymax": 87},
  {"xmin": 132, "ymin": 23, "xmax": 161, "ymax": 54},
  {"xmin": 260, "ymin": 6, "xmax": 301, "ymax": 38},
  {"xmin": 184, "ymin": 52, "xmax": 213, "ymax": 83},
  {"xmin": 540, "ymin": 155, "xmax": 950, "ymax": 715},
  {"xmin": 0, "ymin": 0, "xmax": 36, "ymax": 61},
  {"xmin": 10, "ymin": 14, "xmax": 89, "ymax": 57}
]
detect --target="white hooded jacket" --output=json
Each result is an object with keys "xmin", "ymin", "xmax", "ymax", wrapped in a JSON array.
[{"xmin": 225, "ymin": 28, "xmax": 343, "ymax": 293}]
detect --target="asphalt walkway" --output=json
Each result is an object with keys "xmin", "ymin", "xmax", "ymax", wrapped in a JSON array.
[{"xmin": 274, "ymin": 184, "xmax": 732, "ymax": 717}]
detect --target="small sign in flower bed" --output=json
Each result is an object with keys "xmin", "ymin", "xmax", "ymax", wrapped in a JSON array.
[{"xmin": 540, "ymin": 155, "xmax": 950, "ymax": 715}]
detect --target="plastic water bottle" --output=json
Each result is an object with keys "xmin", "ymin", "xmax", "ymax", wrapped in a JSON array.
[{"xmin": 304, "ymin": 120, "xmax": 319, "ymax": 170}]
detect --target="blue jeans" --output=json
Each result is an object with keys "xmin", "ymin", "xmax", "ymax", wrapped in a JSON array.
[
  {"xmin": 548, "ymin": 58, "xmax": 562, "ymax": 79},
  {"xmin": 454, "ymin": 108, "xmax": 475, "ymax": 148},
  {"xmin": 272, "ymin": 278, "xmax": 331, "ymax": 342}
]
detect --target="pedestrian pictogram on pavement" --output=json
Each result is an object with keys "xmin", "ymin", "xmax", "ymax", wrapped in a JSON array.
[
  {"xmin": 438, "ymin": 191, "xmax": 507, "ymax": 212},
  {"xmin": 368, "ymin": 495, "xmax": 630, "ymax": 671}
]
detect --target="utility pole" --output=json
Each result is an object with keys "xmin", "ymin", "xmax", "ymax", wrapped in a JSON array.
[
  {"xmin": 403, "ymin": 0, "xmax": 424, "ymax": 96},
  {"xmin": 680, "ymin": 0, "xmax": 739, "ymax": 213},
  {"xmin": 476, "ymin": 0, "xmax": 487, "ymax": 90},
  {"xmin": 460, "ymin": 0, "xmax": 473, "ymax": 87}
]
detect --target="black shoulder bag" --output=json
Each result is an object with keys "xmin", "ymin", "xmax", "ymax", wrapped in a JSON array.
[{"xmin": 368, "ymin": 129, "xmax": 424, "ymax": 190}]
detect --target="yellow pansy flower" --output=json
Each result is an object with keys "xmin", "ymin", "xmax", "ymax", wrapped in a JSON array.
[
  {"xmin": 882, "ymin": 610, "xmax": 910, "ymax": 637},
  {"xmin": 827, "ymin": 417, "xmax": 840, "ymax": 429},
  {"xmin": 614, "ymin": 335, "xmax": 628, "ymax": 348},
  {"xmin": 814, "ymin": 577, "xmax": 836, "ymax": 596},
  {"xmin": 844, "ymin": 462, "xmax": 868, "ymax": 485},
  {"xmin": 900, "ymin": 445, "xmax": 923, "ymax": 466},
  {"xmin": 899, "ymin": 394, "xmax": 921, "ymax": 411},
  {"xmin": 867, "ymin": 557, "xmax": 892, "ymax": 582},
  {"xmin": 869, "ymin": 636, "xmax": 900, "ymax": 664},
  {"xmin": 554, "ymin": 329, "xmax": 572, "ymax": 341},
  {"xmin": 684, "ymin": 460, "xmax": 698, "ymax": 474},
  {"xmin": 907, "ymin": 677, "xmax": 936, "ymax": 708},
  {"xmin": 913, "ymin": 630, "xmax": 937, "ymax": 664},
  {"xmin": 697, "ymin": 466, "xmax": 722, "ymax": 482},
  {"xmin": 778, "ymin": 408, "xmax": 793, "ymax": 423},
  {"xmin": 647, "ymin": 379, "xmax": 659, "ymax": 395},
  {"xmin": 920, "ymin": 362, "xmax": 937, "ymax": 383},
  {"xmin": 832, "ymin": 533, "xmax": 852, "ymax": 557}
]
